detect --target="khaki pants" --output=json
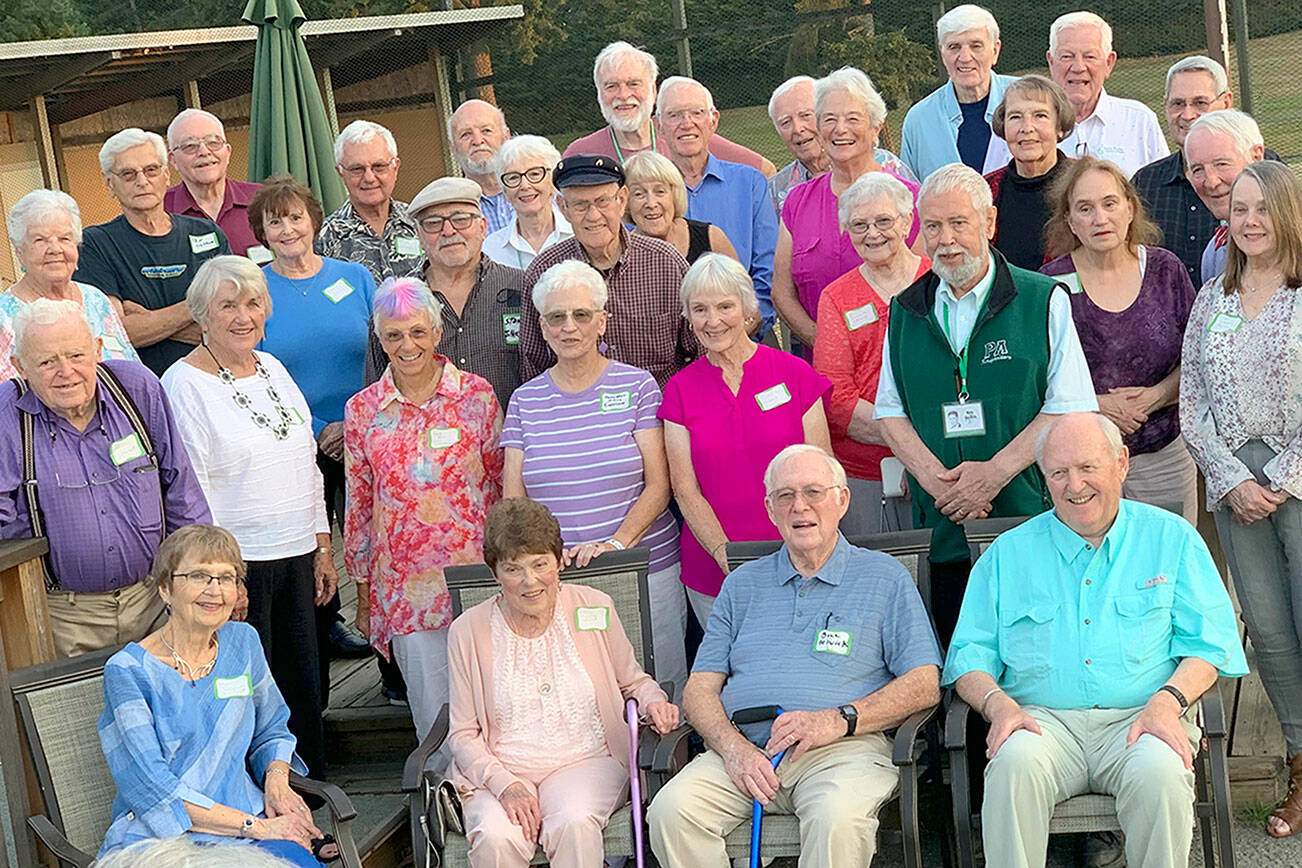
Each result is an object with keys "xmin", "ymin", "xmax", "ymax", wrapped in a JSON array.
[
  {"xmin": 45, "ymin": 580, "xmax": 165, "ymax": 658},
  {"xmin": 648, "ymin": 732, "xmax": 899, "ymax": 867},
  {"xmin": 982, "ymin": 705, "xmax": 1201, "ymax": 868},
  {"xmin": 1124, "ymin": 438, "xmax": 1199, "ymax": 525}
]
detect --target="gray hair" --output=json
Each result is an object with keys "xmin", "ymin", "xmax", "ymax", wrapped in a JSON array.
[
  {"xmin": 763, "ymin": 444, "xmax": 848, "ymax": 493},
  {"xmin": 93, "ymin": 836, "xmax": 297, "ymax": 868},
  {"xmin": 1185, "ymin": 109, "xmax": 1263, "ymax": 162},
  {"xmin": 1049, "ymin": 11, "xmax": 1113, "ymax": 56},
  {"xmin": 1165, "ymin": 55, "xmax": 1229, "ymax": 99},
  {"xmin": 814, "ymin": 67, "xmax": 888, "ymax": 130},
  {"xmin": 166, "ymin": 108, "xmax": 225, "ymax": 148},
  {"xmin": 936, "ymin": 4, "xmax": 1000, "ymax": 47},
  {"xmin": 919, "ymin": 162, "xmax": 993, "ymax": 215},
  {"xmin": 98, "ymin": 128, "xmax": 167, "ymax": 175},
  {"xmin": 679, "ymin": 253, "xmax": 760, "ymax": 320},
  {"xmin": 446, "ymin": 99, "xmax": 509, "ymax": 149},
  {"xmin": 12, "ymin": 298, "xmax": 93, "ymax": 364},
  {"xmin": 593, "ymin": 41, "xmax": 659, "ymax": 92},
  {"xmin": 1034, "ymin": 412, "xmax": 1124, "ymax": 466},
  {"xmin": 186, "ymin": 255, "xmax": 273, "ymax": 325},
  {"xmin": 6, "ymin": 189, "xmax": 83, "ymax": 248},
  {"xmin": 838, "ymin": 172, "xmax": 915, "ymax": 231},
  {"xmin": 656, "ymin": 76, "xmax": 716, "ymax": 116},
  {"xmin": 371, "ymin": 276, "xmax": 443, "ymax": 335},
  {"xmin": 334, "ymin": 120, "xmax": 398, "ymax": 166},
  {"xmin": 768, "ymin": 75, "xmax": 815, "ymax": 124},
  {"xmin": 494, "ymin": 134, "xmax": 562, "ymax": 182},
  {"xmin": 532, "ymin": 259, "xmax": 609, "ymax": 311}
]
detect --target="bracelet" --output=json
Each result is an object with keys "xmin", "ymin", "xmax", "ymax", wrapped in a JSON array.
[
  {"xmin": 605, "ymin": 537, "xmax": 626, "ymax": 551},
  {"xmin": 979, "ymin": 686, "xmax": 1004, "ymax": 720},
  {"xmin": 1157, "ymin": 684, "xmax": 1189, "ymax": 713},
  {"xmin": 266, "ymin": 766, "xmax": 290, "ymax": 777},
  {"xmin": 238, "ymin": 816, "xmax": 256, "ymax": 838}
]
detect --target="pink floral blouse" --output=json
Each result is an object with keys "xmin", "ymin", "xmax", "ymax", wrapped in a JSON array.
[{"xmin": 344, "ymin": 359, "xmax": 503, "ymax": 654}]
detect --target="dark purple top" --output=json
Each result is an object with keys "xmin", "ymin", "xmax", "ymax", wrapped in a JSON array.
[
  {"xmin": 0, "ymin": 360, "xmax": 212, "ymax": 592},
  {"xmin": 1041, "ymin": 246, "xmax": 1196, "ymax": 454}
]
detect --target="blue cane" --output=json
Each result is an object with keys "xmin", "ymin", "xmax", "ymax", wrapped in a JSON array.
[{"xmin": 730, "ymin": 705, "xmax": 786, "ymax": 868}]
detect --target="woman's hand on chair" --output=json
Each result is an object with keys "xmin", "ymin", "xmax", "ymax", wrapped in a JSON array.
[{"xmin": 644, "ymin": 701, "xmax": 680, "ymax": 734}]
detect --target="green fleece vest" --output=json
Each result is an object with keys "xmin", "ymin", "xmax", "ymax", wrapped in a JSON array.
[{"xmin": 887, "ymin": 252, "xmax": 1056, "ymax": 562}]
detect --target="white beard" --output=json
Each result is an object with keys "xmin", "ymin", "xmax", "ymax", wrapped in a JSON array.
[
  {"xmin": 602, "ymin": 99, "xmax": 653, "ymax": 134},
  {"xmin": 931, "ymin": 247, "xmax": 988, "ymax": 290},
  {"xmin": 455, "ymin": 152, "xmax": 495, "ymax": 176}
]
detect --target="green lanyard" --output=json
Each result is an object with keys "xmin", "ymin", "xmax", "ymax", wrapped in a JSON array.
[
  {"xmin": 609, "ymin": 125, "xmax": 656, "ymax": 164},
  {"xmin": 938, "ymin": 301, "xmax": 972, "ymax": 403}
]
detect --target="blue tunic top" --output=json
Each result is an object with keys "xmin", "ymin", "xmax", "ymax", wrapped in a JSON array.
[{"xmin": 97, "ymin": 621, "xmax": 307, "ymax": 856}]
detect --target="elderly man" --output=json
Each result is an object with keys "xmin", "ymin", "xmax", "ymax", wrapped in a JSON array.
[
  {"xmin": 944, "ymin": 412, "xmax": 1248, "ymax": 868},
  {"xmin": 1131, "ymin": 57, "xmax": 1234, "ymax": 285},
  {"xmin": 447, "ymin": 99, "xmax": 514, "ymax": 234},
  {"xmin": 1048, "ymin": 11, "xmax": 1168, "ymax": 177},
  {"xmin": 874, "ymin": 163, "xmax": 1097, "ymax": 644},
  {"xmin": 1183, "ymin": 109, "xmax": 1267, "ymax": 286},
  {"xmin": 0, "ymin": 300, "xmax": 211, "ymax": 657},
  {"xmin": 362, "ymin": 177, "xmax": 523, "ymax": 408},
  {"xmin": 657, "ymin": 75, "xmax": 778, "ymax": 334},
  {"xmin": 73, "ymin": 128, "xmax": 230, "ymax": 376},
  {"xmin": 900, "ymin": 4, "xmax": 1014, "ymax": 181},
  {"xmin": 647, "ymin": 444, "xmax": 941, "ymax": 866},
  {"xmin": 317, "ymin": 119, "xmax": 423, "ymax": 286},
  {"xmin": 163, "ymin": 109, "xmax": 262, "ymax": 259},
  {"xmin": 520, "ymin": 155, "xmax": 698, "ymax": 387},
  {"xmin": 564, "ymin": 41, "xmax": 775, "ymax": 175}
]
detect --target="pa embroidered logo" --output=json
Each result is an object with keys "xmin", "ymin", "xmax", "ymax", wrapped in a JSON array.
[{"xmin": 981, "ymin": 339, "xmax": 1011, "ymax": 364}]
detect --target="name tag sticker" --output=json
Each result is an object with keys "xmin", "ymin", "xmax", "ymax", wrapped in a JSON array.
[
  {"xmin": 395, "ymin": 237, "xmax": 422, "ymax": 257},
  {"xmin": 502, "ymin": 312, "xmax": 520, "ymax": 346},
  {"xmin": 942, "ymin": 401, "xmax": 986, "ymax": 438},
  {"xmin": 575, "ymin": 606, "xmax": 609, "ymax": 631},
  {"xmin": 100, "ymin": 335, "xmax": 124, "ymax": 353},
  {"xmin": 814, "ymin": 629, "xmax": 852, "ymax": 655},
  {"xmin": 755, "ymin": 383, "xmax": 792, "ymax": 412},
  {"xmin": 109, "ymin": 433, "xmax": 146, "ymax": 465},
  {"xmin": 844, "ymin": 302, "xmax": 878, "ymax": 331},
  {"xmin": 428, "ymin": 427, "xmax": 461, "ymax": 449},
  {"xmin": 600, "ymin": 390, "xmax": 632, "ymax": 413},
  {"xmin": 246, "ymin": 245, "xmax": 274, "ymax": 265},
  {"xmin": 189, "ymin": 232, "xmax": 219, "ymax": 254},
  {"xmin": 214, "ymin": 675, "xmax": 253, "ymax": 700},
  {"xmin": 1207, "ymin": 312, "xmax": 1243, "ymax": 333},
  {"xmin": 323, "ymin": 278, "xmax": 355, "ymax": 303}
]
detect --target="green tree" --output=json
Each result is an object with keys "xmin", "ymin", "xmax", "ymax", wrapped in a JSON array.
[
  {"xmin": 822, "ymin": 26, "xmax": 935, "ymax": 111},
  {"xmin": 0, "ymin": 0, "xmax": 86, "ymax": 41}
]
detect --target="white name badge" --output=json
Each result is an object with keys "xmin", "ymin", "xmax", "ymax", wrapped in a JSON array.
[
  {"xmin": 323, "ymin": 278, "xmax": 355, "ymax": 303},
  {"xmin": 1207, "ymin": 312, "xmax": 1244, "ymax": 333},
  {"xmin": 502, "ymin": 312, "xmax": 521, "ymax": 346},
  {"xmin": 428, "ymin": 427, "xmax": 461, "ymax": 449},
  {"xmin": 844, "ymin": 302, "xmax": 878, "ymax": 331},
  {"xmin": 600, "ymin": 390, "xmax": 632, "ymax": 413},
  {"xmin": 189, "ymin": 232, "xmax": 220, "ymax": 254},
  {"xmin": 214, "ymin": 674, "xmax": 253, "ymax": 699},
  {"xmin": 755, "ymin": 383, "xmax": 792, "ymax": 412},
  {"xmin": 101, "ymin": 335, "xmax": 125, "ymax": 354},
  {"xmin": 575, "ymin": 606, "xmax": 609, "ymax": 631},
  {"xmin": 395, "ymin": 237, "xmax": 422, "ymax": 257},
  {"xmin": 942, "ymin": 401, "xmax": 986, "ymax": 438},
  {"xmin": 109, "ymin": 432, "xmax": 146, "ymax": 465},
  {"xmin": 814, "ymin": 629, "xmax": 852, "ymax": 655},
  {"xmin": 246, "ymin": 245, "xmax": 275, "ymax": 265}
]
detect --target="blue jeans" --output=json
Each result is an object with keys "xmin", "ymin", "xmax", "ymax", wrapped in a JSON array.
[{"xmin": 1214, "ymin": 439, "xmax": 1302, "ymax": 755}]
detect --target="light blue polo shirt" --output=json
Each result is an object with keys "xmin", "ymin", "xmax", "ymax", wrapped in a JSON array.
[
  {"xmin": 695, "ymin": 534, "xmax": 942, "ymax": 744},
  {"xmin": 900, "ymin": 73, "xmax": 1016, "ymax": 181},
  {"xmin": 942, "ymin": 500, "xmax": 1248, "ymax": 709}
]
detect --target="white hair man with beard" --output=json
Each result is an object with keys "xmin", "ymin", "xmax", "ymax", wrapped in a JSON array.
[
  {"xmin": 870, "ymin": 162, "xmax": 1097, "ymax": 646},
  {"xmin": 448, "ymin": 99, "xmax": 515, "ymax": 233}
]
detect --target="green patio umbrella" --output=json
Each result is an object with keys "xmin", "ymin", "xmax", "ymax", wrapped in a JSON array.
[{"xmin": 241, "ymin": 0, "xmax": 346, "ymax": 212}]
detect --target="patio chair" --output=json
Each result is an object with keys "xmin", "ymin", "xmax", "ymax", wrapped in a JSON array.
[
  {"xmin": 9, "ymin": 647, "xmax": 363, "ymax": 868},
  {"xmin": 402, "ymin": 547, "xmax": 671, "ymax": 868},
  {"xmin": 947, "ymin": 514, "xmax": 1236, "ymax": 868}
]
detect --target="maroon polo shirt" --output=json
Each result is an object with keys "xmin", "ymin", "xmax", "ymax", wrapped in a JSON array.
[{"xmin": 164, "ymin": 178, "xmax": 261, "ymax": 257}]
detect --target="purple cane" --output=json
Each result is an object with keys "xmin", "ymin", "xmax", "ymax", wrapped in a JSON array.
[{"xmin": 627, "ymin": 697, "xmax": 646, "ymax": 868}]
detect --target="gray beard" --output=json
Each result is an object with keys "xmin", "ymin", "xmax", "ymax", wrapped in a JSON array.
[
  {"xmin": 931, "ymin": 251, "xmax": 987, "ymax": 290},
  {"xmin": 602, "ymin": 101, "xmax": 653, "ymax": 134},
  {"xmin": 456, "ymin": 152, "xmax": 495, "ymax": 176}
]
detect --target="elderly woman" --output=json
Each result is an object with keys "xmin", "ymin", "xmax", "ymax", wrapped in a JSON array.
[
  {"xmin": 1181, "ymin": 161, "xmax": 1302, "ymax": 839},
  {"xmin": 344, "ymin": 276, "xmax": 503, "ymax": 742},
  {"xmin": 0, "ymin": 189, "xmax": 137, "ymax": 377},
  {"xmin": 660, "ymin": 254, "xmax": 831, "ymax": 623},
  {"xmin": 98, "ymin": 524, "xmax": 330, "ymax": 867},
  {"xmin": 813, "ymin": 173, "xmax": 929, "ymax": 535},
  {"xmin": 773, "ymin": 66, "xmax": 921, "ymax": 352},
  {"xmin": 1040, "ymin": 157, "xmax": 1198, "ymax": 520},
  {"xmin": 503, "ymin": 260, "xmax": 685, "ymax": 694},
  {"xmin": 483, "ymin": 135, "xmax": 573, "ymax": 270},
  {"xmin": 624, "ymin": 151, "xmax": 737, "ymax": 264},
  {"xmin": 448, "ymin": 497, "xmax": 677, "ymax": 867},
  {"xmin": 161, "ymin": 256, "xmax": 334, "ymax": 778},
  {"xmin": 986, "ymin": 75, "xmax": 1076, "ymax": 268}
]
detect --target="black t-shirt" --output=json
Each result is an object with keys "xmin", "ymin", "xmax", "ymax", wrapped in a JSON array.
[{"xmin": 73, "ymin": 214, "xmax": 231, "ymax": 375}]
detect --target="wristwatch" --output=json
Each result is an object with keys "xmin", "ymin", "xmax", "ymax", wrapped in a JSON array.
[
  {"xmin": 837, "ymin": 704, "xmax": 858, "ymax": 737},
  {"xmin": 238, "ymin": 816, "xmax": 256, "ymax": 838}
]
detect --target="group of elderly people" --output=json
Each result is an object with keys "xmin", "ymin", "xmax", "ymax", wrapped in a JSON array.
[{"xmin": 0, "ymin": 3, "xmax": 1300, "ymax": 866}]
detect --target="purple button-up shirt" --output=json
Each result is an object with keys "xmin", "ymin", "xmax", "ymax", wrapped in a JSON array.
[
  {"xmin": 164, "ymin": 179, "xmax": 261, "ymax": 257},
  {"xmin": 0, "ymin": 360, "xmax": 212, "ymax": 592}
]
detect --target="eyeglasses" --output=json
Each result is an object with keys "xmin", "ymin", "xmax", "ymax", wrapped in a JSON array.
[
  {"xmin": 769, "ymin": 485, "xmax": 842, "ymax": 508},
  {"xmin": 340, "ymin": 159, "xmax": 396, "ymax": 180},
  {"xmin": 380, "ymin": 326, "xmax": 433, "ymax": 344},
  {"xmin": 419, "ymin": 212, "xmax": 479, "ymax": 233},
  {"xmin": 848, "ymin": 216, "xmax": 901, "ymax": 236},
  {"xmin": 171, "ymin": 136, "xmax": 227, "ymax": 156},
  {"xmin": 1165, "ymin": 97, "xmax": 1222, "ymax": 112},
  {"xmin": 501, "ymin": 166, "xmax": 549, "ymax": 188},
  {"xmin": 564, "ymin": 195, "xmax": 618, "ymax": 216},
  {"xmin": 542, "ymin": 308, "xmax": 598, "ymax": 327},
  {"xmin": 663, "ymin": 107, "xmax": 711, "ymax": 124},
  {"xmin": 172, "ymin": 570, "xmax": 241, "ymax": 589},
  {"xmin": 111, "ymin": 164, "xmax": 166, "ymax": 184}
]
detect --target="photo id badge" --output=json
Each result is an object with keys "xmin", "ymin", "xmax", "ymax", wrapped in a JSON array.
[{"xmin": 942, "ymin": 401, "xmax": 986, "ymax": 438}]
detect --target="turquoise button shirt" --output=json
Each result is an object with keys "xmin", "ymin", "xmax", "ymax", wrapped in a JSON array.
[{"xmin": 942, "ymin": 500, "xmax": 1247, "ymax": 709}]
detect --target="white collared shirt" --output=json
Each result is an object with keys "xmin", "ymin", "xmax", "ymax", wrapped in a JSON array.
[
  {"xmin": 1057, "ymin": 89, "xmax": 1170, "ymax": 178},
  {"xmin": 482, "ymin": 204, "xmax": 573, "ymax": 271}
]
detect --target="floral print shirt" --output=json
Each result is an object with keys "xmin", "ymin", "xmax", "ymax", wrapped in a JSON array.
[
  {"xmin": 0, "ymin": 282, "xmax": 138, "ymax": 378},
  {"xmin": 344, "ymin": 359, "xmax": 503, "ymax": 653}
]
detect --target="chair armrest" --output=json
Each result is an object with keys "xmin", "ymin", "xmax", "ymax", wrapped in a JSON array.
[
  {"xmin": 892, "ymin": 705, "xmax": 938, "ymax": 767},
  {"xmin": 27, "ymin": 815, "xmax": 92, "ymax": 868},
  {"xmin": 1200, "ymin": 685, "xmax": 1228, "ymax": 738},
  {"xmin": 945, "ymin": 693, "xmax": 972, "ymax": 750},
  {"xmin": 402, "ymin": 703, "xmax": 450, "ymax": 792},
  {"xmin": 290, "ymin": 773, "xmax": 358, "ymax": 823},
  {"xmin": 650, "ymin": 724, "xmax": 695, "ymax": 775}
]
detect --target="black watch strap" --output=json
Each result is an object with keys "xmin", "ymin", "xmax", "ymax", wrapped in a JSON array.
[
  {"xmin": 1158, "ymin": 684, "xmax": 1189, "ymax": 712},
  {"xmin": 838, "ymin": 704, "xmax": 857, "ymax": 736}
]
